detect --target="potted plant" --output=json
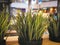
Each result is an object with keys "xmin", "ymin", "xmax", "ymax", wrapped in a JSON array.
[
  {"xmin": 48, "ymin": 13, "xmax": 60, "ymax": 42},
  {"xmin": 0, "ymin": 11, "xmax": 10, "ymax": 45},
  {"xmin": 15, "ymin": 12, "xmax": 48, "ymax": 45}
]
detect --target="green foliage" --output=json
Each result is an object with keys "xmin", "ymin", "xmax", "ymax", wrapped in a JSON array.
[
  {"xmin": 16, "ymin": 12, "xmax": 48, "ymax": 41},
  {"xmin": 0, "ymin": 11, "xmax": 10, "ymax": 39},
  {"xmin": 48, "ymin": 14, "xmax": 58, "ymax": 37},
  {"xmin": 58, "ymin": 14, "xmax": 60, "ymax": 29}
]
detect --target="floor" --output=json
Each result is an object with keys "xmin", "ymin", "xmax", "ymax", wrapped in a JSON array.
[
  {"xmin": 5, "ymin": 30, "xmax": 60, "ymax": 45},
  {"xmin": 43, "ymin": 38, "xmax": 60, "ymax": 45},
  {"xmin": 6, "ymin": 38, "xmax": 60, "ymax": 45}
]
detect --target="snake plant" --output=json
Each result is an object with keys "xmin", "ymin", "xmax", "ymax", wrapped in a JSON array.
[
  {"xmin": 16, "ymin": 12, "xmax": 49, "ymax": 41},
  {"xmin": 0, "ymin": 11, "xmax": 10, "ymax": 40}
]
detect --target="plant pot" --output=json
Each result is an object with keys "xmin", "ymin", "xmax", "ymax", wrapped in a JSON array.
[
  {"xmin": 48, "ymin": 27, "xmax": 60, "ymax": 42},
  {"xmin": 18, "ymin": 38, "xmax": 43, "ymax": 45},
  {"xmin": 49, "ymin": 35, "xmax": 60, "ymax": 42},
  {"xmin": 0, "ymin": 39, "xmax": 6, "ymax": 45}
]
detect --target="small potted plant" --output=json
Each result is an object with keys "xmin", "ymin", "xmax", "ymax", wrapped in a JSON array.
[
  {"xmin": 0, "ymin": 11, "xmax": 10, "ymax": 45},
  {"xmin": 48, "ymin": 13, "xmax": 60, "ymax": 42},
  {"xmin": 15, "ymin": 12, "xmax": 48, "ymax": 45}
]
